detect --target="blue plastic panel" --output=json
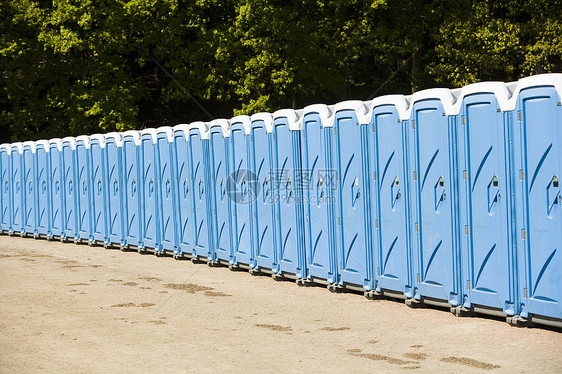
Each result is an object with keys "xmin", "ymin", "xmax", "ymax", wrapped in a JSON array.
[
  {"xmin": 272, "ymin": 119, "xmax": 306, "ymax": 277},
  {"xmin": 122, "ymin": 136, "xmax": 141, "ymax": 248},
  {"xmin": 90, "ymin": 139, "xmax": 107, "ymax": 244},
  {"xmin": 141, "ymin": 135, "xmax": 158, "ymax": 250},
  {"xmin": 0, "ymin": 148, "xmax": 10, "ymax": 232},
  {"xmin": 62, "ymin": 142, "xmax": 77, "ymax": 239},
  {"xmin": 76, "ymin": 141, "xmax": 91, "ymax": 241},
  {"xmin": 105, "ymin": 138, "xmax": 124, "ymax": 246},
  {"xmin": 250, "ymin": 121, "xmax": 277, "ymax": 271},
  {"xmin": 156, "ymin": 135, "xmax": 177, "ymax": 253},
  {"xmin": 229, "ymin": 124, "xmax": 253, "ymax": 266},
  {"xmin": 333, "ymin": 110, "xmax": 372, "ymax": 289},
  {"xmin": 22, "ymin": 145, "xmax": 36, "ymax": 236},
  {"xmin": 410, "ymin": 100, "xmax": 460, "ymax": 305},
  {"xmin": 514, "ymin": 86, "xmax": 562, "ymax": 321},
  {"xmin": 173, "ymin": 130, "xmax": 194, "ymax": 255},
  {"xmin": 209, "ymin": 128, "xmax": 233, "ymax": 263},
  {"xmin": 458, "ymin": 93, "xmax": 515, "ymax": 315},
  {"xmin": 48, "ymin": 144, "xmax": 64, "ymax": 238},
  {"xmin": 370, "ymin": 105, "xmax": 413, "ymax": 296},
  {"xmin": 301, "ymin": 113, "xmax": 336, "ymax": 282},
  {"xmin": 10, "ymin": 146, "xmax": 23, "ymax": 234},
  {"xmin": 36, "ymin": 144, "xmax": 50, "ymax": 237},
  {"xmin": 188, "ymin": 130, "xmax": 213, "ymax": 259}
]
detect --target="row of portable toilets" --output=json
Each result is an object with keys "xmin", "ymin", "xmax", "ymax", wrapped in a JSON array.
[{"xmin": 1, "ymin": 74, "xmax": 561, "ymax": 328}]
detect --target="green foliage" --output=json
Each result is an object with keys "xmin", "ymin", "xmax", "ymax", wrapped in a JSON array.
[{"xmin": 0, "ymin": 0, "xmax": 560, "ymax": 141}]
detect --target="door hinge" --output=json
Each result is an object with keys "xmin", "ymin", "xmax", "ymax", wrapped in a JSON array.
[
  {"xmin": 518, "ymin": 111, "xmax": 522, "ymax": 121},
  {"xmin": 414, "ymin": 171, "xmax": 417, "ymax": 180},
  {"xmin": 335, "ymin": 128, "xmax": 338, "ymax": 135},
  {"xmin": 273, "ymin": 133, "xmax": 275, "ymax": 140},
  {"xmin": 412, "ymin": 120, "xmax": 416, "ymax": 130},
  {"xmin": 338, "ymin": 217, "xmax": 341, "ymax": 225},
  {"xmin": 375, "ymin": 220, "xmax": 379, "ymax": 229},
  {"xmin": 340, "ymin": 262, "xmax": 343, "ymax": 270},
  {"xmin": 417, "ymin": 274, "xmax": 421, "ymax": 282},
  {"xmin": 462, "ymin": 116, "xmax": 466, "ymax": 125},
  {"xmin": 415, "ymin": 223, "xmax": 419, "ymax": 232},
  {"xmin": 442, "ymin": 112, "xmax": 446, "ymax": 117},
  {"xmin": 466, "ymin": 225, "xmax": 470, "ymax": 235},
  {"xmin": 464, "ymin": 170, "xmax": 468, "ymax": 180},
  {"xmin": 356, "ymin": 122, "xmax": 359, "ymax": 126},
  {"xmin": 374, "ymin": 172, "xmax": 377, "ymax": 180},
  {"xmin": 372, "ymin": 124, "xmax": 376, "ymax": 132},
  {"xmin": 520, "ymin": 170, "xmax": 525, "ymax": 180},
  {"xmin": 377, "ymin": 267, "xmax": 381, "ymax": 276},
  {"xmin": 277, "ymin": 213, "xmax": 279, "ymax": 221},
  {"xmin": 303, "ymin": 130, "xmax": 306, "ymax": 138},
  {"xmin": 467, "ymin": 280, "xmax": 472, "ymax": 290},
  {"xmin": 525, "ymin": 288, "xmax": 529, "ymax": 298},
  {"xmin": 522, "ymin": 229, "xmax": 527, "ymax": 239}
]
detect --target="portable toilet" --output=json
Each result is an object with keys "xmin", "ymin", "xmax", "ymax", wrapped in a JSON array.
[
  {"xmin": 208, "ymin": 119, "xmax": 234, "ymax": 265},
  {"xmin": 407, "ymin": 89, "xmax": 461, "ymax": 308},
  {"xmin": 22, "ymin": 141, "xmax": 37, "ymax": 237},
  {"xmin": 300, "ymin": 105, "xmax": 337, "ymax": 285},
  {"xmin": 61, "ymin": 137, "xmax": 77, "ymax": 241},
  {"xmin": 89, "ymin": 134, "xmax": 107, "ymax": 246},
  {"xmin": 122, "ymin": 130, "xmax": 142, "ymax": 250},
  {"xmin": 453, "ymin": 82, "xmax": 516, "ymax": 318},
  {"xmin": 271, "ymin": 109, "xmax": 306, "ymax": 280},
  {"xmin": 249, "ymin": 112, "xmax": 277, "ymax": 273},
  {"xmin": 366, "ymin": 95, "xmax": 414, "ymax": 300},
  {"xmin": 228, "ymin": 115, "xmax": 253, "ymax": 269},
  {"xmin": 140, "ymin": 128, "xmax": 159, "ymax": 251},
  {"xmin": 10, "ymin": 142, "xmax": 24, "ymax": 235},
  {"xmin": 35, "ymin": 140, "xmax": 51, "ymax": 238},
  {"xmin": 331, "ymin": 101, "xmax": 373, "ymax": 292},
  {"xmin": 172, "ymin": 124, "xmax": 195, "ymax": 258},
  {"xmin": 0, "ymin": 144, "xmax": 11, "ymax": 233},
  {"xmin": 511, "ymin": 74, "xmax": 562, "ymax": 327},
  {"xmin": 186, "ymin": 121, "xmax": 214, "ymax": 262},
  {"xmin": 75, "ymin": 135, "xmax": 92, "ymax": 243},
  {"xmin": 105, "ymin": 132, "xmax": 124, "ymax": 248},
  {"xmin": 154, "ymin": 126, "xmax": 177, "ymax": 255},
  {"xmin": 48, "ymin": 139, "xmax": 64, "ymax": 240}
]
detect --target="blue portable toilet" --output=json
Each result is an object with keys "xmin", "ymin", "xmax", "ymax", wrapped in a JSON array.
[
  {"xmin": 186, "ymin": 121, "xmax": 214, "ymax": 262},
  {"xmin": 0, "ymin": 144, "xmax": 11, "ymax": 234},
  {"xmin": 271, "ymin": 109, "xmax": 307, "ymax": 280},
  {"xmin": 249, "ymin": 113, "xmax": 277, "ymax": 274},
  {"xmin": 367, "ymin": 95, "xmax": 414, "ymax": 300},
  {"xmin": 511, "ymin": 74, "xmax": 562, "ymax": 327},
  {"xmin": 35, "ymin": 140, "xmax": 51, "ymax": 238},
  {"xmin": 172, "ymin": 124, "xmax": 195, "ymax": 259},
  {"xmin": 22, "ymin": 141, "xmax": 37, "ymax": 237},
  {"xmin": 89, "ymin": 134, "xmax": 107, "ymax": 246},
  {"xmin": 122, "ymin": 130, "xmax": 142, "ymax": 250},
  {"xmin": 140, "ymin": 128, "xmax": 159, "ymax": 251},
  {"xmin": 104, "ymin": 133, "xmax": 124, "ymax": 248},
  {"xmin": 75, "ymin": 136, "xmax": 92, "ymax": 243},
  {"xmin": 61, "ymin": 137, "xmax": 78, "ymax": 241},
  {"xmin": 228, "ymin": 115, "xmax": 253, "ymax": 269},
  {"xmin": 331, "ymin": 101, "xmax": 373, "ymax": 292},
  {"xmin": 48, "ymin": 139, "xmax": 64, "ymax": 240},
  {"xmin": 10, "ymin": 142, "xmax": 24, "ymax": 235},
  {"xmin": 208, "ymin": 119, "xmax": 234, "ymax": 265},
  {"xmin": 407, "ymin": 89, "xmax": 461, "ymax": 308},
  {"xmin": 300, "ymin": 105, "xmax": 337, "ymax": 285},
  {"xmin": 454, "ymin": 82, "xmax": 517, "ymax": 318},
  {"xmin": 155, "ymin": 126, "xmax": 177, "ymax": 255}
]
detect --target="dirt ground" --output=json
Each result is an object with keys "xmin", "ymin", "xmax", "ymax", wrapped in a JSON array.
[{"xmin": 0, "ymin": 236, "xmax": 560, "ymax": 373}]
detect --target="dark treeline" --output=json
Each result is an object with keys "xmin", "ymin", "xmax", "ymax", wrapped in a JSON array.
[{"xmin": 1, "ymin": 0, "xmax": 561, "ymax": 142}]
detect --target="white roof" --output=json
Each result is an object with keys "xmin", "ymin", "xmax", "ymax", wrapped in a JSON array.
[
  {"xmin": 250, "ymin": 112, "xmax": 273, "ymax": 133},
  {"xmin": 0, "ymin": 143, "xmax": 11, "ymax": 154},
  {"xmin": 156, "ymin": 126, "xmax": 174, "ymax": 142},
  {"xmin": 75, "ymin": 135, "xmax": 91, "ymax": 148},
  {"xmin": 49, "ymin": 138, "xmax": 63, "ymax": 151},
  {"xmin": 61, "ymin": 137, "xmax": 76, "ymax": 150},
  {"xmin": 11, "ymin": 142, "xmax": 23, "ymax": 154},
  {"xmin": 301, "ymin": 104, "xmax": 334, "ymax": 129},
  {"xmin": 410, "ymin": 88, "xmax": 457, "ymax": 116},
  {"xmin": 186, "ymin": 121, "xmax": 210, "ymax": 140},
  {"xmin": 122, "ymin": 130, "xmax": 141, "ymax": 146},
  {"xmin": 272, "ymin": 109, "xmax": 302, "ymax": 131},
  {"xmin": 22, "ymin": 141, "xmax": 36, "ymax": 153},
  {"xmin": 208, "ymin": 119, "xmax": 230, "ymax": 138},
  {"xmin": 172, "ymin": 124, "xmax": 190, "ymax": 139},
  {"xmin": 451, "ymin": 81, "xmax": 512, "ymax": 113},
  {"xmin": 140, "ymin": 128, "xmax": 157, "ymax": 144},
  {"xmin": 230, "ymin": 115, "xmax": 252, "ymax": 135},
  {"xmin": 35, "ymin": 140, "xmax": 50, "ymax": 152},
  {"xmin": 89, "ymin": 134, "xmax": 106, "ymax": 148},
  {"xmin": 505, "ymin": 73, "xmax": 562, "ymax": 110},
  {"xmin": 333, "ymin": 100, "xmax": 370, "ymax": 125},
  {"xmin": 105, "ymin": 132, "xmax": 123, "ymax": 147}
]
